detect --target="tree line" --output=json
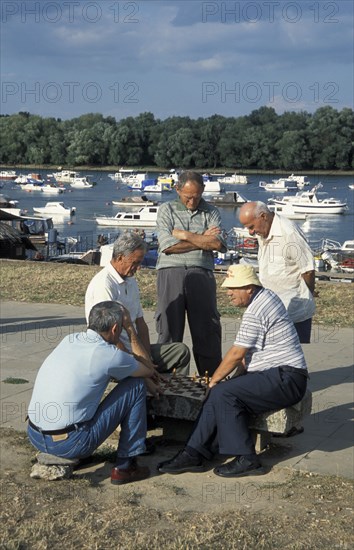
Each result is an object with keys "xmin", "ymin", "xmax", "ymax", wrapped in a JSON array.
[{"xmin": 1, "ymin": 106, "xmax": 353, "ymax": 170}]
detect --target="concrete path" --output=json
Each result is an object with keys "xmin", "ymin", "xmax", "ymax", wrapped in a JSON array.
[{"xmin": 1, "ymin": 301, "xmax": 353, "ymax": 479}]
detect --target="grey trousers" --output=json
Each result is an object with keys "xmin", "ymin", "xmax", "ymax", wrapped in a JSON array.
[
  {"xmin": 155, "ymin": 267, "xmax": 222, "ymax": 376},
  {"xmin": 151, "ymin": 342, "xmax": 190, "ymax": 376}
]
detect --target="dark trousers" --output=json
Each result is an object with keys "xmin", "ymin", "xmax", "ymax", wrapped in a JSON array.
[
  {"xmin": 187, "ymin": 367, "xmax": 307, "ymax": 458},
  {"xmin": 294, "ymin": 318, "xmax": 312, "ymax": 344},
  {"xmin": 156, "ymin": 267, "xmax": 222, "ymax": 376}
]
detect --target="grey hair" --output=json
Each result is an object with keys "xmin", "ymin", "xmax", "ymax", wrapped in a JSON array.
[
  {"xmin": 112, "ymin": 231, "xmax": 147, "ymax": 260},
  {"xmin": 176, "ymin": 171, "xmax": 204, "ymax": 190},
  {"xmin": 253, "ymin": 201, "xmax": 271, "ymax": 217},
  {"xmin": 88, "ymin": 301, "xmax": 124, "ymax": 333}
]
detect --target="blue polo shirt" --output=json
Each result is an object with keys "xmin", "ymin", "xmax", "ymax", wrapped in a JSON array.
[{"xmin": 28, "ymin": 329, "xmax": 138, "ymax": 430}]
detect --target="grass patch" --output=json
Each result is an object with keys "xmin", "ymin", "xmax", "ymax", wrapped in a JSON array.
[
  {"xmin": 3, "ymin": 377, "xmax": 29, "ymax": 384},
  {"xmin": 0, "ymin": 260, "xmax": 353, "ymax": 327}
]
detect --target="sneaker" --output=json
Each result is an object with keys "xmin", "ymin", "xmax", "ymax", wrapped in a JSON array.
[
  {"xmin": 157, "ymin": 450, "xmax": 205, "ymax": 474},
  {"xmin": 111, "ymin": 458, "xmax": 150, "ymax": 485},
  {"xmin": 213, "ymin": 455, "xmax": 264, "ymax": 478}
]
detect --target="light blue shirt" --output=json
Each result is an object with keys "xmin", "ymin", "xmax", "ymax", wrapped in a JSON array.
[{"xmin": 28, "ymin": 329, "xmax": 138, "ymax": 430}]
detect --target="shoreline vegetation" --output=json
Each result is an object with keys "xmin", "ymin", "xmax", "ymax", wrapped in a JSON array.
[
  {"xmin": 0, "ymin": 260, "xmax": 353, "ymax": 327},
  {"xmin": 1, "ymin": 164, "xmax": 354, "ymax": 176}
]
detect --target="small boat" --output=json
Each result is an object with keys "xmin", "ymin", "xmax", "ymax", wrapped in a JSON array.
[
  {"xmin": 112, "ymin": 195, "xmax": 157, "ymax": 207},
  {"xmin": 33, "ymin": 201, "xmax": 76, "ymax": 216},
  {"xmin": 271, "ymin": 183, "xmax": 348, "ymax": 214},
  {"xmin": 205, "ymin": 191, "xmax": 248, "ymax": 206},
  {"xmin": 0, "ymin": 170, "xmax": 17, "ymax": 180},
  {"xmin": 217, "ymin": 173, "xmax": 249, "ymax": 185},
  {"xmin": 95, "ymin": 205, "xmax": 159, "ymax": 227},
  {"xmin": 268, "ymin": 202, "xmax": 307, "ymax": 220},
  {"xmin": 287, "ymin": 174, "xmax": 310, "ymax": 188},
  {"xmin": 259, "ymin": 178, "xmax": 298, "ymax": 191},
  {"xmin": 202, "ymin": 174, "xmax": 222, "ymax": 193},
  {"xmin": 124, "ymin": 173, "xmax": 149, "ymax": 186},
  {"xmin": 70, "ymin": 177, "xmax": 94, "ymax": 189},
  {"xmin": 19, "ymin": 180, "xmax": 44, "ymax": 192},
  {"xmin": 53, "ymin": 170, "xmax": 80, "ymax": 183},
  {"xmin": 42, "ymin": 184, "xmax": 65, "ymax": 195},
  {"xmin": 15, "ymin": 173, "xmax": 44, "ymax": 184},
  {"xmin": 349, "ymin": 184, "xmax": 354, "ymax": 190},
  {"xmin": 0, "ymin": 194, "xmax": 25, "ymax": 216}
]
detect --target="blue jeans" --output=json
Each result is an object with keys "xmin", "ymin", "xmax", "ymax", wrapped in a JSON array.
[{"xmin": 27, "ymin": 378, "xmax": 147, "ymax": 460}]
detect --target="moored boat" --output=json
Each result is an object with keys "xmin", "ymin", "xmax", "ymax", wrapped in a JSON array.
[
  {"xmin": 217, "ymin": 173, "xmax": 249, "ymax": 185},
  {"xmin": 270, "ymin": 183, "xmax": 348, "ymax": 214},
  {"xmin": 0, "ymin": 170, "xmax": 17, "ymax": 180},
  {"xmin": 112, "ymin": 195, "xmax": 157, "ymax": 207},
  {"xmin": 33, "ymin": 201, "xmax": 76, "ymax": 216},
  {"xmin": 70, "ymin": 177, "xmax": 94, "ymax": 189},
  {"xmin": 205, "ymin": 191, "xmax": 248, "ymax": 206},
  {"xmin": 95, "ymin": 205, "xmax": 159, "ymax": 227},
  {"xmin": 259, "ymin": 177, "xmax": 298, "ymax": 191}
]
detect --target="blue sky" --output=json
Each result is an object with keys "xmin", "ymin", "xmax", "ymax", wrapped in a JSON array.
[{"xmin": 1, "ymin": 0, "xmax": 353, "ymax": 120}]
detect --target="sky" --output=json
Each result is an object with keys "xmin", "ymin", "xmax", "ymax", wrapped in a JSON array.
[{"xmin": 1, "ymin": 0, "xmax": 353, "ymax": 121}]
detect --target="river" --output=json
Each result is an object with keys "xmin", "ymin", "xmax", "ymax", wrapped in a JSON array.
[{"xmin": 2, "ymin": 170, "xmax": 353, "ymax": 251}]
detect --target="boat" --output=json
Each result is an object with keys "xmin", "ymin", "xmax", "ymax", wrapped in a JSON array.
[
  {"xmin": 15, "ymin": 173, "xmax": 44, "ymax": 185},
  {"xmin": 70, "ymin": 177, "xmax": 94, "ymax": 189},
  {"xmin": 123, "ymin": 173, "xmax": 149, "ymax": 186},
  {"xmin": 217, "ymin": 173, "xmax": 249, "ymax": 185},
  {"xmin": 112, "ymin": 195, "xmax": 157, "ymax": 207},
  {"xmin": 202, "ymin": 174, "xmax": 222, "ymax": 193},
  {"xmin": 41, "ymin": 183, "xmax": 65, "ymax": 195},
  {"xmin": 0, "ymin": 194, "xmax": 25, "ymax": 216},
  {"xmin": 259, "ymin": 177, "xmax": 298, "ymax": 191},
  {"xmin": 127, "ymin": 178, "xmax": 172, "ymax": 192},
  {"xmin": 53, "ymin": 170, "xmax": 80, "ymax": 183},
  {"xmin": 0, "ymin": 170, "xmax": 17, "ymax": 180},
  {"xmin": 205, "ymin": 191, "xmax": 248, "ymax": 206},
  {"xmin": 270, "ymin": 183, "xmax": 348, "ymax": 214},
  {"xmin": 95, "ymin": 205, "xmax": 159, "ymax": 227},
  {"xmin": 349, "ymin": 184, "xmax": 354, "ymax": 190},
  {"xmin": 287, "ymin": 174, "xmax": 310, "ymax": 188},
  {"xmin": 268, "ymin": 203, "xmax": 307, "ymax": 220},
  {"xmin": 19, "ymin": 180, "xmax": 44, "ymax": 192},
  {"xmin": 33, "ymin": 202, "xmax": 76, "ymax": 216}
]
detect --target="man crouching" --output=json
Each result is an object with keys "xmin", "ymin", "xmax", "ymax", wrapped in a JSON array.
[{"xmin": 27, "ymin": 301, "xmax": 159, "ymax": 484}]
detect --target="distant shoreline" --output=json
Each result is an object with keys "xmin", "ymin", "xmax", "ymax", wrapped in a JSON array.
[{"xmin": 1, "ymin": 164, "xmax": 354, "ymax": 177}]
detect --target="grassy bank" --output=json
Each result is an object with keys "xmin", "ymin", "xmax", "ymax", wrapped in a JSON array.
[{"xmin": 0, "ymin": 260, "xmax": 353, "ymax": 327}]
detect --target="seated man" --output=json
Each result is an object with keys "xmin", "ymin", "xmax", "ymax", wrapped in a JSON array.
[
  {"xmin": 85, "ymin": 232, "xmax": 190, "ymax": 375},
  {"xmin": 158, "ymin": 265, "xmax": 308, "ymax": 478},
  {"xmin": 27, "ymin": 301, "xmax": 158, "ymax": 485}
]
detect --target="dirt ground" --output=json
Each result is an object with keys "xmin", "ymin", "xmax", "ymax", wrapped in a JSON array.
[{"xmin": 1, "ymin": 427, "xmax": 353, "ymax": 550}]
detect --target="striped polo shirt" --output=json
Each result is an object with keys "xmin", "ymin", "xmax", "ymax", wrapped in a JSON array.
[
  {"xmin": 156, "ymin": 197, "xmax": 227, "ymax": 270},
  {"xmin": 234, "ymin": 288, "xmax": 307, "ymax": 372}
]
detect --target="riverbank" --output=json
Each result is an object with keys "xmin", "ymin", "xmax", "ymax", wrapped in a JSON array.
[
  {"xmin": 0, "ymin": 259, "xmax": 353, "ymax": 327},
  {"xmin": 1, "ymin": 164, "xmax": 354, "ymax": 176}
]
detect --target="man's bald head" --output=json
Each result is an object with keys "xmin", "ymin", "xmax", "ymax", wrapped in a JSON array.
[{"xmin": 239, "ymin": 201, "xmax": 274, "ymax": 238}]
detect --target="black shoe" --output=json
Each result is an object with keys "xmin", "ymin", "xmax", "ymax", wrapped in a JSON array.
[
  {"xmin": 157, "ymin": 450, "xmax": 205, "ymax": 474},
  {"xmin": 213, "ymin": 455, "xmax": 264, "ymax": 478}
]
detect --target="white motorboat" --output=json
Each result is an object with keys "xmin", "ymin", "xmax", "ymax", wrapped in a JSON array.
[
  {"xmin": 217, "ymin": 173, "xmax": 249, "ymax": 185},
  {"xmin": 19, "ymin": 181, "xmax": 44, "ymax": 192},
  {"xmin": 287, "ymin": 174, "xmax": 310, "ymax": 188},
  {"xmin": 144, "ymin": 179, "xmax": 172, "ymax": 193},
  {"xmin": 112, "ymin": 195, "xmax": 157, "ymax": 207},
  {"xmin": 95, "ymin": 205, "xmax": 159, "ymax": 227},
  {"xmin": 205, "ymin": 191, "xmax": 248, "ymax": 206},
  {"xmin": 0, "ymin": 170, "xmax": 17, "ymax": 180},
  {"xmin": 349, "ymin": 184, "xmax": 354, "ymax": 190},
  {"xmin": 259, "ymin": 177, "xmax": 298, "ymax": 191},
  {"xmin": 270, "ymin": 184, "xmax": 348, "ymax": 214},
  {"xmin": 70, "ymin": 177, "xmax": 94, "ymax": 189},
  {"xmin": 202, "ymin": 174, "xmax": 222, "ymax": 193},
  {"xmin": 33, "ymin": 201, "xmax": 76, "ymax": 216},
  {"xmin": 53, "ymin": 170, "xmax": 80, "ymax": 183},
  {"xmin": 268, "ymin": 203, "xmax": 307, "ymax": 220},
  {"xmin": 42, "ymin": 183, "xmax": 65, "ymax": 194},
  {"xmin": 124, "ymin": 173, "xmax": 149, "ymax": 186}
]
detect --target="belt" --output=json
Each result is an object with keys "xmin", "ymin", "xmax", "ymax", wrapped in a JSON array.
[
  {"xmin": 279, "ymin": 366, "xmax": 309, "ymax": 379},
  {"xmin": 28, "ymin": 419, "xmax": 78, "ymax": 435}
]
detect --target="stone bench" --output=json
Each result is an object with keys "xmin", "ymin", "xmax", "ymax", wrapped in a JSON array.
[
  {"xmin": 30, "ymin": 453, "xmax": 79, "ymax": 481},
  {"xmin": 147, "ymin": 383, "xmax": 312, "ymax": 452}
]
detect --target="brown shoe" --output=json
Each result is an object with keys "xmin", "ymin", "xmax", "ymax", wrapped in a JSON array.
[{"xmin": 111, "ymin": 459, "xmax": 150, "ymax": 485}]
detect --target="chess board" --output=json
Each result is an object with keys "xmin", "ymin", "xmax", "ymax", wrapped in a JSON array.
[{"xmin": 147, "ymin": 375, "xmax": 208, "ymax": 421}]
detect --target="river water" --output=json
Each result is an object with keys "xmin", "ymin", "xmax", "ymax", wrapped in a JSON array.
[{"xmin": 2, "ymin": 170, "xmax": 353, "ymax": 251}]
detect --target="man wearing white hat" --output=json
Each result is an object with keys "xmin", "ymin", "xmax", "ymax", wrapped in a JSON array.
[{"xmin": 158, "ymin": 264, "xmax": 308, "ymax": 478}]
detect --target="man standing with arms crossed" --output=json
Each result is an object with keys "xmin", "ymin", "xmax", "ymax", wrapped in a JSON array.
[{"xmin": 155, "ymin": 171, "xmax": 227, "ymax": 376}]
